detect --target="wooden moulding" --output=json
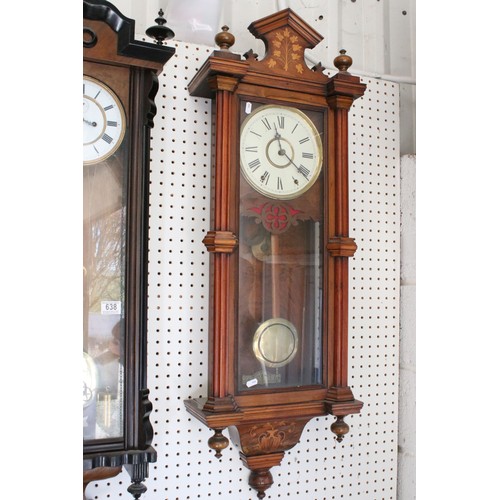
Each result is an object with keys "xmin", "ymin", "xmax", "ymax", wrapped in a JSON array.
[
  {"xmin": 187, "ymin": 55, "xmax": 248, "ymax": 98},
  {"xmin": 248, "ymin": 8, "xmax": 323, "ymax": 48},
  {"xmin": 202, "ymin": 230, "xmax": 238, "ymax": 253},
  {"xmin": 327, "ymin": 236, "xmax": 358, "ymax": 257},
  {"xmin": 83, "ymin": 1, "xmax": 174, "ymax": 74},
  {"xmin": 185, "ymin": 398, "xmax": 243, "ymax": 428}
]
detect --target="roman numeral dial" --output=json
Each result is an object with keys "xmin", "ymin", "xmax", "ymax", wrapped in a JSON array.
[
  {"xmin": 83, "ymin": 76, "xmax": 126, "ymax": 165},
  {"xmin": 240, "ymin": 105, "xmax": 323, "ymax": 200}
]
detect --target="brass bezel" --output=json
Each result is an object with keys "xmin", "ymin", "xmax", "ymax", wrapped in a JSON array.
[
  {"xmin": 239, "ymin": 104, "xmax": 323, "ymax": 200},
  {"xmin": 83, "ymin": 75, "xmax": 126, "ymax": 165}
]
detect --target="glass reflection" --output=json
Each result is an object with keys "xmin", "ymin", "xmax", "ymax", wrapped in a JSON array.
[{"xmin": 83, "ymin": 161, "xmax": 125, "ymax": 441}]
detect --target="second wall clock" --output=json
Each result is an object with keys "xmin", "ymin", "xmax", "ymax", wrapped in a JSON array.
[
  {"xmin": 185, "ymin": 9, "xmax": 366, "ymax": 498},
  {"xmin": 83, "ymin": 1, "xmax": 175, "ymax": 498}
]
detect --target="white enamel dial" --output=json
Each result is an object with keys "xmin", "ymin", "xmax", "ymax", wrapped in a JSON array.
[
  {"xmin": 240, "ymin": 105, "xmax": 323, "ymax": 200},
  {"xmin": 83, "ymin": 76, "xmax": 126, "ymax": 165}
]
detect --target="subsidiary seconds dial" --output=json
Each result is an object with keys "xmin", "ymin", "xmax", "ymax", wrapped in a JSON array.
[
  {"xmin": 240, "ymin": 105, "xmax": 323, "ymax": 199},
  {"xmin": 83, "ymin": 76, "xmax": 126, "ymax": 165}
]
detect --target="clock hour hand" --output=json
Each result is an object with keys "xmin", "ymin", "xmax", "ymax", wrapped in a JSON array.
[
  {"xmin": 274, "ymin": 125, "xmax": 285, "ymax": 154},
  {"xmin": 83, "ymin": 117, "xmax": 97, "ymax": 127}
]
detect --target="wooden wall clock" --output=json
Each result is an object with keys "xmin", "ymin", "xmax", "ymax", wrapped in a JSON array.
[
  {"xmin": 185, "ymin": 8, "xmax": 366, "ymax": 499},
  {"xmin": 82, "ymin": 1, "xmax": 174, "ymax": 498}
]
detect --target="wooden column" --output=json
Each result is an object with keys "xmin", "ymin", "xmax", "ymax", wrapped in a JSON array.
[
  {"xmin": 184, "ymin": 36, "xmax": 249, "ymax": 459},
  {"xmin": 202, "ymin": 75, "xmax": 240, "ymax": 412},
  {"xmin": 325, "ymin": 51, "xmax": 366, "ymax": 439},
  {"xmin": 331, "ymin": 94, "xmax": 356, "ymax": 389}
]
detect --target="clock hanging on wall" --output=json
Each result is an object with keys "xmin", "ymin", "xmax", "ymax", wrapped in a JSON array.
[
  {"xmin": 82, "ymin": 1, "xmax": 174, "ymax": 498},
  {"xmin": 185, "ymin": 9, "xmax": 366, "ymax": 499}
]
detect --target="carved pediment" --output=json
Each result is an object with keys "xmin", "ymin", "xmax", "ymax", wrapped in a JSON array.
[{"xmin": 245, "ymin": 8, "xmax": 327, "ymax": 82}]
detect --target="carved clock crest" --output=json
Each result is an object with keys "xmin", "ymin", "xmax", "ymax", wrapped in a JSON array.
[{"xmin": 185, "ymin": 8, "xmax": 366, "ymax": 498}]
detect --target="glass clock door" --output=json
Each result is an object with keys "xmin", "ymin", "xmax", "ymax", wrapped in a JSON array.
[
  {"xmin": 83, "ymin": 160, "xmax": 126, "ymax": 442},
  {"xmin": 237, "ymin": 100, "xmax": 325, "ymax": 392}
]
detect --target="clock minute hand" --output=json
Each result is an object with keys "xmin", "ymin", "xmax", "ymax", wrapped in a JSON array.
[
  {"xmin": 282, "ymin": 150, "xmax": 308, "ymax": 179},
  {"xmin": 274, "ymin": 125, "xmax": 308, "ymax": 179}
]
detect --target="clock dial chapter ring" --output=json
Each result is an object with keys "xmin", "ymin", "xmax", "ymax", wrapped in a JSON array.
[{"xmin": 266, "ymin": 136, "xmax": 293, "ymax": 169}]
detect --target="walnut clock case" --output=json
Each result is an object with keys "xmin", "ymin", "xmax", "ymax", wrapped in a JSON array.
[
  {"xmin": 184, "ymin": 9, "xmax": 366, "ymax": 499},
  {"xmin": 82, "ymin": 1, "xmax": 174, "ymax": 498}
]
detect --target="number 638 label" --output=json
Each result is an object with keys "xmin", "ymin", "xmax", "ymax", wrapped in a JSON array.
[{"xmin": 101, "ymin": 301, "xmax": 122, "ymax": 315}]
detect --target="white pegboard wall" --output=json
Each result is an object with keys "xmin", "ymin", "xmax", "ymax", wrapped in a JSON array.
[{"xmin": 86, "ymin": 41, "xmax": 400, "ymax": 500}]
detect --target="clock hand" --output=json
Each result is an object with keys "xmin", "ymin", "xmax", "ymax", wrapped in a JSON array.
[
  {"xmin": 278, "ymin": 149, "xmax": 309, "ymax": 180},
  {"xmin": 83, "ymin": 117, "xmax": 97, "ymax": 127},
  {"xmin": 273, "ymin": 125, "xmax": 285, "ymax": 155},
  {"xmin": 273, "ymin": 125, "xmax": 308, "ymax": 179}
]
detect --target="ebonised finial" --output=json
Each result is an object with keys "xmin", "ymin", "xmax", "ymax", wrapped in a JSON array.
[{"xmin": 146, "ymin": 9, "xmax": 174, "ymax": 45}]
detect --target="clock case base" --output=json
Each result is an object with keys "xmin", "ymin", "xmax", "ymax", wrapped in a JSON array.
[
  {"xmin": 82, "ymin": 447, "xmax": 155, "ymax": 500},
  {"xmin": 185, "ymin": 8, "xmax": 366, "ymax": 499},
  {"xmin": 186, "ymin": 396, "xmax": 362, "ymax": 497}
]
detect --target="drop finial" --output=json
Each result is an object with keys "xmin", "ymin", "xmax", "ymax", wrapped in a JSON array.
[{"xmin": 207, "ymin": 429, "xmax": 229, "ymax": 459}]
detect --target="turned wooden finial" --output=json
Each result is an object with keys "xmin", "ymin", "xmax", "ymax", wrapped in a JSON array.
[
  {"xmin": 146, "ymin": 9, "xmax": 174, "ymax": 45},
  {"xmin": 249, "ymin": 469, "xmax": 274, "ymax": 499},
  {"xmin": 331, "ymin": 416, "xmax": 350, "ymax": 442},
  {"xmin": 215, "ymin": 25, "xmax": 235, "ymax": 51},
  {"xmin": 334, "ymin": 49, "xmax": 353, "ymax": 73},
  {"xmin": 207, "ymin": 429, "xmax": 229, "ymax": 459}
]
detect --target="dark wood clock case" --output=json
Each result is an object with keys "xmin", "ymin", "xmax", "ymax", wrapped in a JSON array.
[
  {"xmin": 83, "ymin": 1, "xmax": 174, "ymax": 498},
  {"xmin": 185, "ymin": 8, "xmax": 366, "ymax": 499}
]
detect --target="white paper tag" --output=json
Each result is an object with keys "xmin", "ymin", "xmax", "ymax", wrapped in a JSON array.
[
  {"xmin": 246, "ymin": 378, "xmax": 258, "ymax": 388},
  {"xmin": 101, "ymin": 300, "xmax": 121, "ymax": 315},
  {"xmin": 245, "ymin": 102, "xmax": 252, "ymax": 114}
]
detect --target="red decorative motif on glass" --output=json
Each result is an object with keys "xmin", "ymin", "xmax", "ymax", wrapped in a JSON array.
[{"xmin": 248, "ymin": 202, "xmax": 302, "ymax": 234}]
